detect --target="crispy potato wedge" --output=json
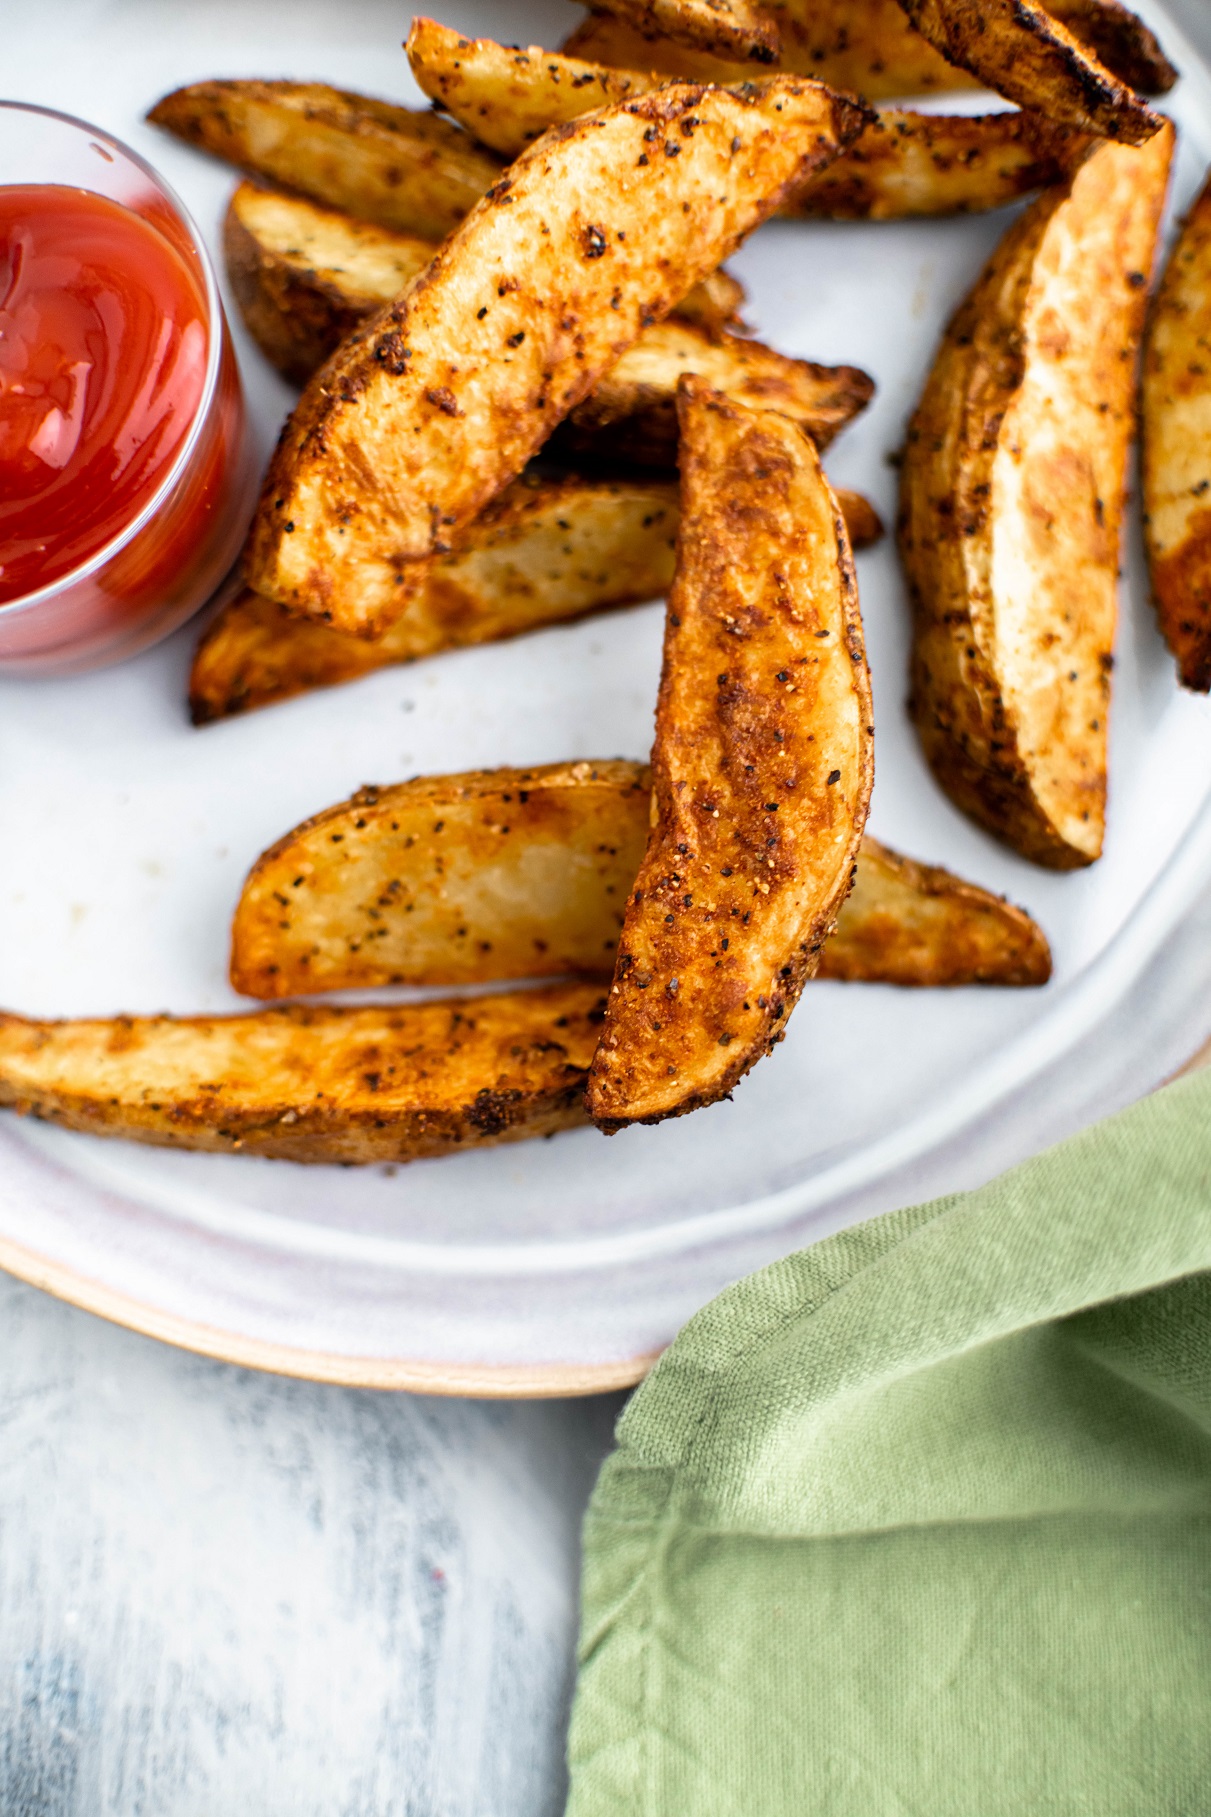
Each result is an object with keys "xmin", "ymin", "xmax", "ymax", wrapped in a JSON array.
[
  {"xmin": 148, "ymin": 80, "xmax": 502, "ymax": 243},
  {"xmin": 785, "ymin": 108, "xmax": 1091, "ymax": 220},
  {"xmin": 587, "ymin": 381, "xmax": 874, "ymax": 1128},
  {"xmin": 224, "ymin": 182, "xmax": 435, "ymax": 388},
  {"xmin": 229, "ymin": 761, "xmax": 1049, "ymax": 995},
  {"xmin": 561, "ymin": 4, "xmax": 970, "ymax": 99},
  {"xmin": 0, "ymin": 987, "xmax": 602, "ymax": 1164},
  {"xmin": 562, "ymin": 0, "xmax": 1174, "ymax": 99},
  {"xmin": 558, "ymin": 321, "xmax": 875, "ymax": 466},
  {"xmin": 191, "ymin": 475, "xmax": 681, "ymax": 721},
  {"xmin": 243, "ymin": 77, "xmax": 870, "ymax": 635},
  {"xmin": 225, "ymin": 183, "xmax": 747, "ymax": 388},
  {"xmin": 407, "ymin": 16, "xmax": 660, "ymax": 156},
  {"xmin": 231, "ymin": 762, "xmax": 653, "ymax": 993},
  {"xmin": 896, "ymin": 0, "xmax": 1161, "ymax": 144},
  {"xmin": 901, "ymin": 128, "xmax": 1173, "ymax": 868},
  {"xmin": 1142, "ymin": 169, "xmax": 1211, "ymax": 691},
  {"xmin": 190, "ymin": 479, "xmax": 880, "ymax": 723},
  {"xmin": 406, "ymin": 23, "xmax": 1089, "ymax": 221},
  {"xmin": 575, "ymin": 0, "xmax": 781, "ymax": 65},
  {"xmin": 822, "ymin": 837, "xmax": 1050, "ymax": 984}
]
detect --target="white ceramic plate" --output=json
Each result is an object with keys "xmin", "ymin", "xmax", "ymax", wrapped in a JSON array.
[{"xmin": 4, "ymin": 0, "xmax": 1211, "ymax": 1392}]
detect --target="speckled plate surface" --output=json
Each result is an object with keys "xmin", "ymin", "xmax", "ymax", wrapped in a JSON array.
[{"xmin": 3, "ymin": 0, "xmax": 1211, "ymax": 1391}]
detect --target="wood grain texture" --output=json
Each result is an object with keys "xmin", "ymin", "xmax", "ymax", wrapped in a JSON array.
[{"xmin": 0, "ymin": 1271, "xmax": 624, "ymax": 1814}]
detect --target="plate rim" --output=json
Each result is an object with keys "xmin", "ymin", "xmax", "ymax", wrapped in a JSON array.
[{"xmin": 0, "ymin": 1228, "xmax": 656, "ymax": 1396}]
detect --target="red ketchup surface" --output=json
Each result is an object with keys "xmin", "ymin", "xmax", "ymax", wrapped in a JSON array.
[{"xmin": 0, "ymin": 184, "xmax": 209, "ymax": 606}]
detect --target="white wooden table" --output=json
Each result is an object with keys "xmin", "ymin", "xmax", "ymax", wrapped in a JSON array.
[{"xmin": 0, "ymin": 1269, "xmax": 621, "ymax": 1814}]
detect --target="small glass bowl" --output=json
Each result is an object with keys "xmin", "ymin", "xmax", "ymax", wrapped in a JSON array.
[{"xmin": 0, "ymin": 101, "xmax": 255, "ymax": 676}]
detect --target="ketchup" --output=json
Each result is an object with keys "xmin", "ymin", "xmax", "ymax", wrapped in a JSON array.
[{"xmin": 0, "ymin": 185, "xmax": 209, "ymax": 606}]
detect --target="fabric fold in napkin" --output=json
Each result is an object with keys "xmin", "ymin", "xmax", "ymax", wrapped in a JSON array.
[{"xmin": 566, "ymin": 1067, "xmax": 1211, "ymax": 1816}]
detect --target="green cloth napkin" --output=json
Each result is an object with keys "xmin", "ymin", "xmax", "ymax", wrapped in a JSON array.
[{"xmin": 567, "ymin": 1068, "xmax": 1211, "ymax": 1816}]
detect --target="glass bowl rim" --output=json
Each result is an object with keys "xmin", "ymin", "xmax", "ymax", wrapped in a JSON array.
[{"xmin": 0, "ymin": 98, "xmax": 228, "ymax": 622}]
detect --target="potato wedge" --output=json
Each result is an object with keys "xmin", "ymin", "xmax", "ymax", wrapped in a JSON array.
[
  {"xmin": 561, "ymin": 4, "xmax": 970, "ymax": 99},
  {"xmin": 895, "ymin": 0, "xmax": 1161, "ymax": 144},
  {"xmin": 191, "ymin": 475, "xmax": 682, "ymax": 722},
  {"xmin": 148, "ymin": 80, "xmax": 502, "ymax": 243},
  {"xmin": 901, "ymin": 128, "xmax": 1173, "ymax": 868},
  {"xmin": 587, "ymin": 381, "xmax": 874, "ymax": 1128},
  {"xmin": 822, "ymin": 837, "xmax": 1050, "ymax": 984},
  {"xmin": 190, "ymin": 479, "xmax": 880, "ymax": 723},
  {"xmin": 229, "ymin": 761, "xmax": 1049, "ymax": 996},
  {"xmin": 243, "ymin": 77, "xmax": 870, "ymax": 635},
  {"xmin": 224, "ymin": 183, "xmax": 435, "ymax": 388},
  {"xmin": 558, "ymin": 321, "xmax": 875, "ymax": 466},
  {"xmin": 784, "ymin": 108, "xmax": 1091, "ymax": 220},
  {"xmin": 407, "ymin": 16, "xmax": 660, "ymax": 156},
  {"xmin": 574, "ymin": 0, "xmax": 781, "ymax": 65},
  {"xmin": 1142, "ymin": 169, "xmax": 1211, "ymax": 692},
  {"xmin": 0, "ymin": 987, "xmax": 603, "ymax": 1164}
]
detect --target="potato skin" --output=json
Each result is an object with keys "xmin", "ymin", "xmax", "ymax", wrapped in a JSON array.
[
  {"xmin": 587, "ymin": 381, "xmax": 874, "ymax": 1129},
  {"xmin": 190, "ymin": 475, "xmax": 681, "ymax": 722},
  {"xmin": 900, "ymin": 128, "xmax": 1172, "ymax": 869},
  {"xmin": 230, "ymin": 762, "xmax": 1048, "ymax": 997},
  {"xmin": 0, "ymin": 987, "xmax": 604, "ymax": 1165},
  {"xmin": 1142, "ymin": 170, "xmax": 1211, "ymax": 692},
  {"xmin": 897, "ymin": 0, "xmax": 1161, "ymax": 144},
  {"xmin": 242, "ymin": 77, "xmax": 870, "ymax": 635},
  {"xmin": 148, "ymin": 80, "xmax": 502, "ymax": 242}
]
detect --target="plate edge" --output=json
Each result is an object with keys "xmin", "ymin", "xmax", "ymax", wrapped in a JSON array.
[{"xmin": 0, "ymin": 1230, "xmax": 658, "ymax": 1397}]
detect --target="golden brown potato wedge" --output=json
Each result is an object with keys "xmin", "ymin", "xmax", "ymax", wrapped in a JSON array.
[
  {"xmin": 587, "ymin": 381, "xmax": 874, "ymax": 1129},
  {"xmin": 784, "ymin": 108, "xmax": 1092, "ymax": 220},
  {"xmin": 231, "ymin": 762, "xmax": 653, "ymax": 994},
  {"xmin": 561, "ymin": 4, "xmax": 970, "ymax": 99},
  {"xmin": 822, "ymin": 837, "xmax": 1050, "ymax": 984},
  {"xmin": 1142, "ymin": 169, "xmax": 1211, "ymax": 692},
  {"xmin": 243, "ymin": 77, "xmax": 870, "ymax": 635},
  {"xmin": 895, "ymin": 0, "xmax": 1161, "ymax": 143},
  {"xmin": 575, "ymin": 0, "xmax": 781, "ymax": 65},
  {"xmin": 557, "ymin": 321, "xmax": 875, "ymax": 466},
  {"xmin": 0, "ymin": 987, "xmax": 603, "ymax": 1165},
  {"xmin": 190, "ymin": 479, "xmax": 880, "ymax": 723},
  {"xmin": 192, "ymin": 475, "xmax": 680, "ymax": 719},
  {"xmin": 224, "ymin": 182, "xmax": 435, "ymax": 388},
  {"xmin": 148, "ymin": 80, "xmax": 502, "ymax": 243},
  {"xmin": 229, "ymin": 760, "xmax": 1050, "ymax": 996},
  {"xmin": 562, "ymin": 0, "xmax": 1175, "ymax": 99},
  {"xmin": 407, "ymin": 16, "xmax": 660, "ymax": 156},
  {"xmin": 901, "ymin": 128, "xmax": 1173, "ymax": 869}
]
